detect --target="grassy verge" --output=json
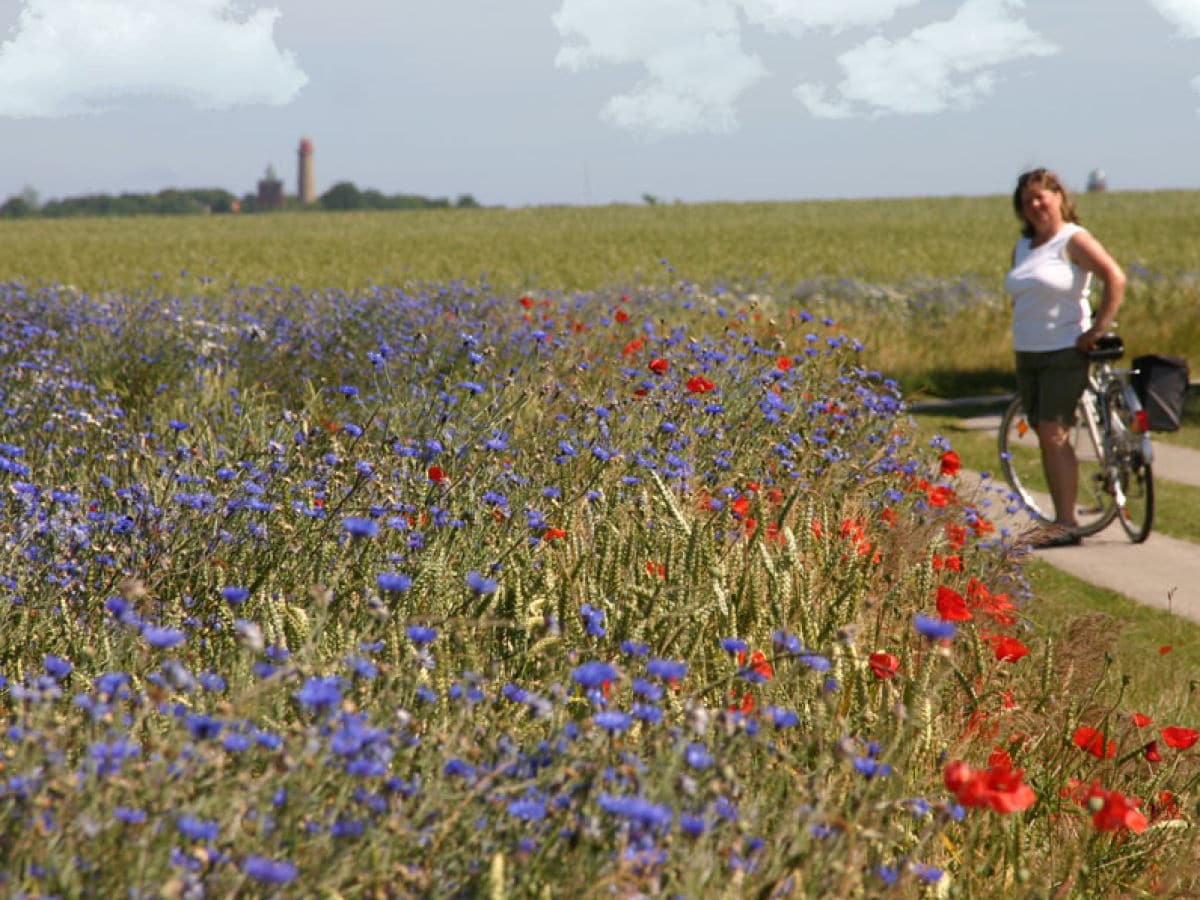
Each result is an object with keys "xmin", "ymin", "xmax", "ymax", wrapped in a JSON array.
[
  {"xmin": 910, "ymin": 408, "xmax": 1200, "ymax": 543},
  {"xmin": 1024, "ymin": 561, "xmax": 1200, "ymax": 717}
]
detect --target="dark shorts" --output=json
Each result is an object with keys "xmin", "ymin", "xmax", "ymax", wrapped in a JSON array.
[{"xmin": 1015, "ymin": 347, "xmax": 1089, "ymax": 427}]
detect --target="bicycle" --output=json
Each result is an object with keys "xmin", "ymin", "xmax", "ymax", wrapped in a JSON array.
[{"xmin": 998, "ymin": 334, "xmax": 1155, "ymax": 543}]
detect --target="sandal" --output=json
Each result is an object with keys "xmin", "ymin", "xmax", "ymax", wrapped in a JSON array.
[{"xmin": 1028, "ymin": 527, "xmax": 1082, "ymax": 549}]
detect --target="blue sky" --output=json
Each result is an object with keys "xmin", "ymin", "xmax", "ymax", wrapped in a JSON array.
[{"xmin": 1, "ymin": 0, "xmax": 1198, "ymax": 207}]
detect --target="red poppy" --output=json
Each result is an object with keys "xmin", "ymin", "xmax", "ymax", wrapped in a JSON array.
[
  {"xmin": 427, "ymin": 465, "xmax": 447, "ymax": 483},
  {"xmin": 868, "ymin": 652, "xmax": 900, "ymax": 680},
  {"xmin": 622, "ymin": 338, "xmax": 643, "ymax": 356},
  {"xmin": 936, "ymin": 586, "xmax": 972, "ymax": 622},
  {"xmin": 945, "ymin": 523, "xmax": 968, "ymax": 549},
  {"xmin": 648, "ymin": 357, "xmax": 669, "ymax": 375},
  {"xmin": 728, "ymin": 691, "xmax": 755, "ymax": 713},
  {"xmin": 926, "ymin": 484, "xmax": 957, "ymax": 507},
  {"xmin": 775, "ymin": 356, "xmax": 792, "ymax": 371},
  {"xmin": 686, "ymin": 376, "xmax": 715, "ymax": 394},
  {"xmin": 1144, "ymin": 741, "xmax": 1162, "ymax": 762},
  {"xmin": 983, "ymin": 633, "xmax": 1030, "ymax": 663},
  {"xmin": 1159, "ymin": 645, "xmax": 1173, "ymax": 655},
  {"xmin": 519, "ymin": 296, "xmax": 535, "ymax": 308},
  {"xmin": 1160, "ymin": 726, "xmax": 1200, "ymax": 750},
  {"xmin": 543, "ymin": 527, "xmax": 567, "ymax": 541},
  {"xmin": 943, "ymin": 758, "xmax": 1036, "ymax": 814},
  {"xmin": 940, "ymin": 450, "xmax": 962, "ymax": 477},
  {"xmin": 646, "ymin": 560, "xmax": 665, "ymax": 578},
  {"xmin": 613, "ymin": 308, "xmax": 629, "ymax": 323},
  {"xmin": 1086, "ymin": 784, "xmax": 1148, "ymax": 834},
  {"xmin": 1132, "ymin": 712, "xmax": 1153, "ymax": 728},
  {"xmin": 1072, "ymin": 727, "xmax": 1117, "ymax": 759},
  {"xmin": 880, "ymin": 508, "xmax": 898, "ymax": 528},
  {"xmin": 736, "ymin": 649, "xmax": 774, "ymax": 681}
]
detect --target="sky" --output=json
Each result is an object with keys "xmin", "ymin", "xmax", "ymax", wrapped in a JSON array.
[{"xmin": 1, "ymin": 0, "xmax": 1199, "ymax": 207}]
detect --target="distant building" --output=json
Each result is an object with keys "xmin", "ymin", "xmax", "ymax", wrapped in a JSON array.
[
  {"xmin": 257, "ymin": 165, "xmax": 284, "ymax": 210},
  {"xmin": 1087, "ymin": 169, "xmax": 1108, "ymax": 193},
  {"xmin": 298, "ymin": 137, "xmax": 316, "ymax": 204}
]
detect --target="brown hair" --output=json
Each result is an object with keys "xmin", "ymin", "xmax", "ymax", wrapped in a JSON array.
[{"xmin": 1012, "ymin": 168, "xmax": 1080, "ymax": 239}]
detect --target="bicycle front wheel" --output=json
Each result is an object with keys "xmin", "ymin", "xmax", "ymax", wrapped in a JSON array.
[
  {"xmin": 1107, "ymin": 383, "xmax": 1155, "ymax": 543},
  {"xmin": 998, "ymin": 395, "xmax": 1118, "ymax": 536}
]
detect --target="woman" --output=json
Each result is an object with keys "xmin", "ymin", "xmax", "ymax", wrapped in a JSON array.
[{"xmin": 1003, "ymin": 168, "xmax": 1126, "ymax": 547}]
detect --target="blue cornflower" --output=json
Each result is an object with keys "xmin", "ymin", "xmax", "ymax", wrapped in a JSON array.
[
  {"xmin": 44, "ymin": 655, "xmax": 72, "ymax": 680},
  {"xmin": 414, "ymin": 684, "xmax": 437, "ymax": 704},
  {"xmin": 580, "ymin": 603, "xmax": 606, "ymax": 637},
  {"xmin": 720, "ymin": 637, "xmax": 747, "ymax": 655},
  {"xmin": 377, "ymin": 572, "xmax": 412, "ymax": 593},
  {"xmin": 177, "ymin": 814, "xmax": 219, "ymax": 842},
  {"xmin": 406, "ymin": 625, "xmax": 437, "ymax": 645},
  {"xmin": 344, "ymin": 655, "xmax": 379, "ymax": 680},
  {"xmin": 142, "ymin": 625, "xmax": 186, "ymax": 649},
  {"xmin": 594, "ymin": 711, "xmax": 632, "ymax": 732},
  {"xmin": 913, "ymin": 863, "xmax": 943, "ymax": 884},
  {"xmin": 632, "ymin": 703, "xmax": 663, "ymax": 724},
  {"xmin": 771, "ymin": 630, "xmax": 804, "ymax": 655},
  {"xmin": 680, "ymin": 813, "xmax": 706, "ymax": 836},
  {"xmin": 621, "ymin": 640, "xmax": 650, "ymax": 657},
  {"xmin": 296, "ymin": 676, "xmax": 342, "ymax": 711},
  {"xmin": 853, "ymin": 756, "xmax": 892, "ymax": 779},
  {"xmin": 765, "ymin": 706, "xmax": 799, "ymax": 728},
  {"xmin": 632, "ymin": 678, "xmax": 663, "ymax": 701},
  {"xmin": 685, "ymin": 743, "xmax": 713, "ymax": 770},
  {"xmin": 572, "ymin": 661, "xmax": 617, "ymax": 689},
  {"xmin": 914, "ymin": 613, "xmax": 957, "ymax": 641},
  {"xmin": 466, "ymin": 571, "xmax": 498, "ymax": 595},
  {"xmin": 507, "ymin": 798, "xmax": 547, "ymax": 821},
  {"xmin": 220, "ymin": 586, "xmax": 249, "ymax": 605},
  {"xmin": 598, "ymin": 794, "xmax": 672, "ymax": 831},
  {"xmin": 343, "ymin": 516, "xmax": 379, "ymax": 538},
  {"xmin": 113, "ymin": 807, "xmax": 146, "ymax": 825},
  {"xmin": 243, "ymin": 856, "xmax": 298, "ymax": 885},
  {"xmin": 646, "ymin": 658, "xmax": 687, "ymax": 682},
  {"xmin": 798, "ymin": 653, "xmax": 831, "ymax": 672},
  {"xmin": 877, "ymin": 865, "xmax": 899, "ymax": 886}
]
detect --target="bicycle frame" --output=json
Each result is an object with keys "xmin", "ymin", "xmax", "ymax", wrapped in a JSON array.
[{"xmin": 1078, "ymin": 361, "xmax": 1154, "ymax": 508}]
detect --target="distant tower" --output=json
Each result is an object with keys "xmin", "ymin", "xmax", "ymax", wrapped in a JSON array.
[
  {"xmin": 1087, "ymin": 169, "xmax": 1108, "ymax": 194},
  {"xmin": 298, "ymin": 137, "xmax": 316, "ymax": 204}
]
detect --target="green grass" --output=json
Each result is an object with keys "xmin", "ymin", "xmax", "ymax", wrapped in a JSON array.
[{"xmin": 1024, "ymin": 561, "xmax": 1200, "ymax": 716}]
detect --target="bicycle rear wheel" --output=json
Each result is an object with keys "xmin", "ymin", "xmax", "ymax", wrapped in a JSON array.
[
  {"xmin": 1107, "ymin": 383, "xmax": 1155, "ymax": 542},
  {"xmin": 998, "ymin": 395, "xmax": 1118, "ymax": 536}
]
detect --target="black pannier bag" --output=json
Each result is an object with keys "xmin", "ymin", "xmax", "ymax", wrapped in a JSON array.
[{"xmin": 1131, "ymin": 354, "xmax": 1190, "ymax": 432}]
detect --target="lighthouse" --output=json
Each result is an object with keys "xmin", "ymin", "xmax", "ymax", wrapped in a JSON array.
[{"xmin": 298, "ymin": 137, "xmax": 316, "ymax": 204}]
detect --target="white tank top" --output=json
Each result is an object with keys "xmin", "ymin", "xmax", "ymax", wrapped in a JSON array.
[{"xmin": 1004, "ymin": 223, "xmax": 1093, "ymax": 352}]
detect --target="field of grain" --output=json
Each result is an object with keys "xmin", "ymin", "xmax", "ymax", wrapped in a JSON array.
[{"xmin": 1, "ymin": 195, "xmax": 1198, "ymax": 896}]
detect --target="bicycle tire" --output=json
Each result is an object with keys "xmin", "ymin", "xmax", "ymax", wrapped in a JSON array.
[
  {"xmin": 998, "ymin": 395, "xmax": 1118, "ymax": 536},
  {"xmin": 1106, "ymin": 382, "xmax": 1155, "ymax": 543}
]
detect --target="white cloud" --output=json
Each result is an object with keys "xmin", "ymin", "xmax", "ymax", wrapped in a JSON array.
[
  {"xmin": 795, "ymin": 0, "xmax": 1058, "ymax": 117},
  {"xmin": 0, "ymin": 0, "xmax": 307, "ymax": 118},
  {"xmin": 554, "ymin": 0, "xmax": 765, "ymax": 134},
  {"xmin": 554, "ymin": 0, "xmax": 1061, "ymax": 133},
  {"xmin": 738, "ymin": 0, "xmax": 921, "ymax": 35},
  {"xmin": 1148, "ymin": 0, "xmax": 1200, "ymax": 38}
]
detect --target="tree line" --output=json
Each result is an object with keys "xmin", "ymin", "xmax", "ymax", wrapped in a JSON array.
[{"xmin": 0, "ymin": 183, "xmax": 480, "ymax": 219}]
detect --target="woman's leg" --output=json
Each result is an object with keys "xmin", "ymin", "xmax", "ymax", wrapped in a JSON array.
[{"xmin": 1036, "ymin": 420, "xmax": 1079, "ymax": 527}]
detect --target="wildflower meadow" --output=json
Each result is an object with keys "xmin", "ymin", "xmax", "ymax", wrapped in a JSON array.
[{"xmin": 1, "ymin": 206, "xmax": 1199, "ymax": 896}]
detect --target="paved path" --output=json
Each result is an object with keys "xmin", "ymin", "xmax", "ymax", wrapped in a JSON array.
[{"xmin": 917, "ymin": 399, "xmax": 1200, "ymax": 624}]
